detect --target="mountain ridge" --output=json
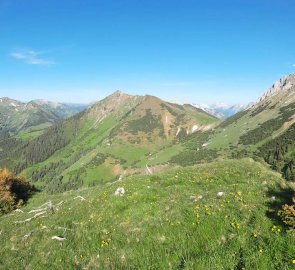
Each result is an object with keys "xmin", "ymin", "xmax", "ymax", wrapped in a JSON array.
[
  {"xmin": 0, "ymin": 97, "xmax": 88, "ymax": 140},
  {"xmin": 171, "ymin": 73, "xmax": 295, "ymax": 180},
  {"xmin": 0, "ymin": 91, "xmax": 219, "ymax": 191}
]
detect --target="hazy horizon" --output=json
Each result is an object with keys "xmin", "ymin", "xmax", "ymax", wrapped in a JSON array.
[{"xmin": 0, "ymin": 88, "xmax": 256, "ymax": 107}]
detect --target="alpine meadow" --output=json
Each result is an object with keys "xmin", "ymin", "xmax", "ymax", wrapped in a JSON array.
[{"xmin": 0, "ymin": 1, "xmax": 295, "ymax": 269}]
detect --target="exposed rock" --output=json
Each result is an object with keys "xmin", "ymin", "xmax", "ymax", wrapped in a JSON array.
[
  {"xmin": 51, "ymin": 236, "xmax": 66, "ymax": 241},
  {"xmin": 217, "ymin": 192, "xmax": 224, "ymax": 198},
  {"xmin": 251, "ymin": 73, "xmax": 295, "ymax": 107}
]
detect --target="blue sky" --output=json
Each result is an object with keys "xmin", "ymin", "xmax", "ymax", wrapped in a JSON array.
[{"xmin": 1, "ymin": 0, "xmax": 295, "ymax": 105}]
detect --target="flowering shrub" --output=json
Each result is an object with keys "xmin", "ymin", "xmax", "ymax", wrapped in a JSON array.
[
  {"xmin": 0, "ymin": 168, "xmax": 34, "ymax": 213},
  {"xmin": 278, "ymin": 196, "xmax": 295, "ymax": 229}
]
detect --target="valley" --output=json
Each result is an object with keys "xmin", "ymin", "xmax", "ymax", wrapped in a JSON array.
[
  {"xmin": 0, "ymin": 91, "xmax": 219, "ymax": 192},
  {"xmin": 0, "ymin": 75, "xmax": 294, "ymax": 269},
  {"xmin": 2, "ymin": 1, "xmax": 295, "ymax": 269}
]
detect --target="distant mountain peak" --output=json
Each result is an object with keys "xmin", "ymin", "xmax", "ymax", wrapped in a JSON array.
[
  {"xmin": 192, "ymin": 103, "xmax": 247, "ymax": 119},
  {"xmin": 33, "ymin": 99, "xmax": 63, "ymax": 108},
  {"xmin": 0, "ymin": 97, "xmax": 23, "ymax": 105},
  {"xmin": 257, "ymin": 73, "xmax": 295, "ymax": 104},
  {"xmin": 111, "ymin": 90, "xmax": 129, "ymax": 97}
]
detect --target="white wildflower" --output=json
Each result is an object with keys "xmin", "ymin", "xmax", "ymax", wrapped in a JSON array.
[
  {"xmin": 115, "ymin": 187, "xmax": 125, "ymax": 196},
  {"xmin": 217, "ymin": 192, "xmax": 224, "ymax": 198}
]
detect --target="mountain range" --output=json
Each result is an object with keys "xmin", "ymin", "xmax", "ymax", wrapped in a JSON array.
[
  {"xmin": 172, "ymin": 73, "xmax": 295, "ymax": 180},
  {"xmin": 0, "ymin": 73, "xmax": 294, "ymax": 269},
  {"xmin": 193, "ymin": 103, "xmax": 247, "ymax": 119},
  {"xmin": 0, "ymin": 74, "xmax": 294, "ymax": 192},
  {"xmin": 0, "ymin": 91, "xmax": 219, "ymax": 191},
  {"xmin": 0, "ymin": 98, "xmax": 87, "ymax": 140},
  {"xmin": 33, "ymin": 99, "xmax": 88, "ymax": 119}
]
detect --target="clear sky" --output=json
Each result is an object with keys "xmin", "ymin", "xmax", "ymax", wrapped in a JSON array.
[{"xmin": 1, "ymin": 0, "xmax": 295, "ymax": 105}]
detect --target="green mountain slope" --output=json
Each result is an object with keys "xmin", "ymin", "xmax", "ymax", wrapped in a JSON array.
[
  {"xmin": 0, "ymin": 98, "xmax": 61, "ymax": 140},
  {"xmin": 0, "ymin": 91, "xmax": 219, "ymax": 191},
  {"xmin": 171, "ymin": 73, "xmax": 295, "ymax": 180},
  {"xmin": 0, "ymin": 98, "xmax": 87, "ymax": 142},
  {"xmin": 0, "ymin": 159, "xmax": 294, "ymax": 269}
]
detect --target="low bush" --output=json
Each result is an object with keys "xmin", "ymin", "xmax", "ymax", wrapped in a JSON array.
[
  {"xmin": 278, "ymin": 196, "xmax": 295, "ymax": 229},
  {"xmin": 0, "ymin": 168, "xmax": 34, "ymax": 213}
]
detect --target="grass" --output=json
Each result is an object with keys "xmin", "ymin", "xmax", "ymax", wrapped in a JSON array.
[
  {"xmin": 0, "ymin": 159, "xmax": 294, "ymax": 269},
  {"xmin": 101, "ymin": 141, "xmax": 149, "ymax": 166},
  {"xmin": 24, "ymin": 117, "xmax": 119, "ymax": 183},
  {"xmin": 15, "ymin": 123, "xmax": 53, "ymax": 140},
  {"xmin": 82, "ymin": 162, "xmax": 116, "ymax": 185},
  {"xmin": 207, "ymin": 108, "xmax": 280, "ymax": 150},
  {"xmin": 135, "ymin": 144, "xmax": 184, "ymax": 167}
]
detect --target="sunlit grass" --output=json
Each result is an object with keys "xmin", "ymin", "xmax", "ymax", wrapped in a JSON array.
[{"xmin": 0, "ymin": 159, "xmax": 294, "ymax": 269}]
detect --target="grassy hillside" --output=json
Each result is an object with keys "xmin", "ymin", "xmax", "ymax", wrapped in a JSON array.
[
  {"xmin": 258, "ymin": 123, "xmax": 295, "ymax": 181},
  {"xmin": 0, "ymin": 98, "xmax": 61, "ymax": 140},
  {"xmin": 171, "ymin": 74, "xmax": 295, "ymax": 180},
  {"xmin": 0, "ymin": 91, "xmax": 218, "ymax": 191},
  {"xmin": 0, "ymin": 159, "xmax": 294, "ymax": 269},
  {"xmin": 209, "ymin": 74, "xmax": 295, "ymax": 153}
]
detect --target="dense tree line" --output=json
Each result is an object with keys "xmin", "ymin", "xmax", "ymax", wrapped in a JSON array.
[
  {"xmin": 0, "ymin": 138, "xmax": 26, "ymax": 172},
  {"xmin": 170, "ymin": 130, "xmax": 218, "ymax": 166},
  {"xmin": 239, "ymin": 103, "xmax": 295, "ymax": 145},
  {"xmin": 258, "ymin": 123, "xmax": 295, "ymax": 181},
  {"xmin": 127, "ymin": 109, "xmax": 164, "ymax": 135},
  {"xmin": 171, "ymin": 149, "xmax": 218, "ymax": 166},
  {"xmin": 4, "ymin": 114, "xmax": 85, "ymax": 174},
  {"xmin": 23, "ymin": 118, "xmax": 80, "ymax": 164},
  {"xmin": 249, "ymin": 101, "xmax": 271, "ymax": 117}
]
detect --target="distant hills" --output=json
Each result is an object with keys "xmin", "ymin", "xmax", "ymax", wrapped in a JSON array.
[
  {"xmin": 0, "ymin": 97, "xmax": 59, "ymax": 140},
  {"xmin": 0, "ymin": 73, "xmax": 294, "ymax": 191},
  {"xmin": 173, "ymin": 73, "xmax": 295, "ymax": 180},
  {"xmin": 0, "ymin": 91, "xmax": 218, "ymax": 192},
  {"xmin": 1, "ymin": 80, "xmax": 294, "ymax": 270},
  {"xmin": 33, "ymin": 99, "xmax": 88, "ymax": 119},
  {"xmin": 0, "ymin": 98, "xmax": 87, "ymax": 140}
]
